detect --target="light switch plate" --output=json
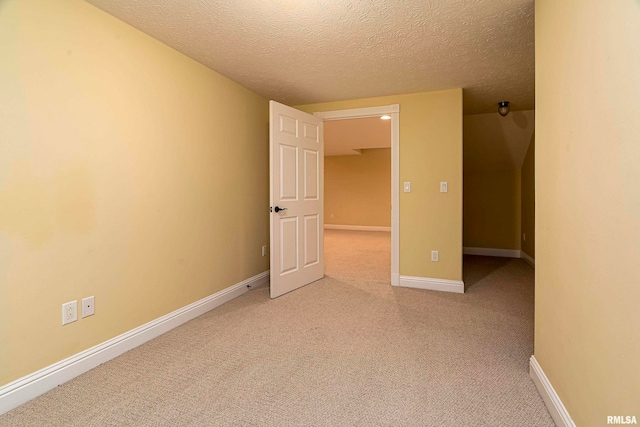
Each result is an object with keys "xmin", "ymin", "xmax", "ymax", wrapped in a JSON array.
[
  {"xmin": 404, "ymin": 182, "xmax": 411, "ymax": 192},
  {"xmin": 440, "ymin": 182, "xmax": 448, "ymax": 193}
]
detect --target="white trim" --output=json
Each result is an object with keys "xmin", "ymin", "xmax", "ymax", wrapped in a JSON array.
[
  {"xmin": 0, "ymin": 271, "xmax": 270, "ymax": 416},
  {"xmin": 314, "ymin": 105, "xmax": 400, "ymax": 288},
  {"xmin": 390, "ymin": 109, "xmax": 400, "ymax": 287},
  {"xmin": 464, "ymin": 247, "xmax": 536, "ymax": 268},
  {"xmin": 520, "ymin": 250, "xmax": 535, "ymax": 267},
  {"xmin": 391, "ymin": 273, "xmax": 400, "ymax": 287},
  {"xmin": 529, "ymin": 356, "xmax": 576, "ymax": 427},
  {"xmin": 463, "ymin": 247, "xmax": 521, "ymax": 258},
  {"xmin": 313, "ymin": 104, "xmax": 399, "ymax": 120},
  {"xmin": 399, "ymin": 275, "xmax": 465, "ymax": 294},
  {"xmin": 324, "ymin": 224, "xmax": 391, "ymax": 232}
]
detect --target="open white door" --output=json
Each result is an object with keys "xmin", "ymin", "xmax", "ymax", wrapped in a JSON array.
[{"xmin": 269, "ymin": 101, "xmax": 324, "ymax": 298}]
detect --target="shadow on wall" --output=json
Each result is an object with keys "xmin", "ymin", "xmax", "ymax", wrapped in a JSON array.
[
  {"xmin": 463, "ymin": 110, "xmax": 535, "ymax": 172},
  {"xmin": 511, "ymin": 111, "xmax": 530, "ymax": 129}
]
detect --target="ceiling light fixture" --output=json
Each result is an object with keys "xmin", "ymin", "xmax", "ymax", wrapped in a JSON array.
[
  {"xmin": 380, "ymin": 115, "xmax": 391, "ymax": 120},
  {"xmin": 498, "ymin": 101, "xmax": 510, "ymax": 117}
]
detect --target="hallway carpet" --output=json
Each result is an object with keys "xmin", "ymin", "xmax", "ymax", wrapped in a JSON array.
[{"xmin": 0, "ymin": 230, "xmax": 553, "ymax": 426}]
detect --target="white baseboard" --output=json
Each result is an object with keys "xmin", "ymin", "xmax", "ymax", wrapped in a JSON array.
[
  {"xmin": 463, "ymin": 247, "xmax": 521, "ymax": 258},
  {"xmin": 529, "ymin": 356, "xmax": 575, "ymax": 427},
  {"xmin": 324, "ymin": 224, "xmax": 391, "ymax": 232},
  {"xmin": 464, "ymin": 247, "xmax": 536, "ymax": 268},
  {"xmin": 399, "ymin": 275, "xmax": 464, "ymax": 294},
  {"xmin": 520, "ymin": 250, "xmax": 535, "ymax": 267},
  {"xmin": 0, "ymin": 271, "xmax": 270, "ymax": 416}
]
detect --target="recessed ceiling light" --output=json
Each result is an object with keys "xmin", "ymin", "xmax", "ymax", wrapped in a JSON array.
[{"xmin": 380, "ymin": 115, "xmax": 391, "ymax": 120}]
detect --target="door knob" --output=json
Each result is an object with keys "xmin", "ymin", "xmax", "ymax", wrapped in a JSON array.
[{"xmin": 274, "ymin": 206, "xmax": 287, "ymax": 213}]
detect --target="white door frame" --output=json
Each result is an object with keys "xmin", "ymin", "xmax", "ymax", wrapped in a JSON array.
[{"xmin": 314, "ymin": 104, "xmax": 400, "ymax": 286}]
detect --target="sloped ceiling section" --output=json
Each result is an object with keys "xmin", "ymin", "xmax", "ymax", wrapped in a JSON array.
[
  {"xmin": 464, "ymin": 110, "xmax": 535, "ymax": 172},
  {"xmin": 86, "ymin": 0, "xmax": 534, "ymax": 114},
  {"xmin": 325, "ymin": 117, "xmax": 391, "ymax": 156}
]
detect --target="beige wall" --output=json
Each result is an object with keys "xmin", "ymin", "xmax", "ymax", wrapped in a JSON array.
[
  {"xmin": 325, "ymin": 149, "xmax": 391, "ymax": 227},
  {"xmin": 520, "ymin": 133, "xmax": 534, "ymax": 258},
  {"xmin": 0, "ymin": 0, "xmax": 269, "ymax": 386},
  {"xmin": 463, "ymin": 169, "xmax": 521, "ymax": 250},
  {"xmin": 298, "ymin": 89, "xmax": 463, "ymax": 281},
  {"xmin": 462, "ymin": 110, "xmax": 534, "ymax": 251},
  {"xmin": 536, "ymin": 0, "xmax": 640, "ymax": 424}
]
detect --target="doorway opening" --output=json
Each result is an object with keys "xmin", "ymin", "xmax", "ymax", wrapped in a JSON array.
[
  {"xmin": 314, "ymin": 105, "xmax": 400, "ymax": 286},
  {"xmin": 462, "ymin": 110, "xmax": 535, "ymax": 290}
]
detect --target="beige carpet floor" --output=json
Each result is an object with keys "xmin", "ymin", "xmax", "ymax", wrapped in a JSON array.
[{"xmin": 0, "ymin": 230, "xmax": 553, "ymax": 426}]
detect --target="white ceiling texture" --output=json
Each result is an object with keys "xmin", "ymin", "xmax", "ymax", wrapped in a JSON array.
[{"xmin": 86, "ymin": 0, "xmax": 535, "ymax": 115}]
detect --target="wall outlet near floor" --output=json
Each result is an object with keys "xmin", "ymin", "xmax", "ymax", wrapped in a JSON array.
[
  {"xmin": 82, "ymin": 296, "xmax": 95, "ymax": 318},
  {"xmin": 62, "ymin": 300, "xmax": 78, "ymax": 325},
  {"xmin": 431, "ymin": 250, "xmax": 439, "ymax": 262},
  {"xmin": 262, "ymin": 245, "xmax": 267, "ymax": 257}
]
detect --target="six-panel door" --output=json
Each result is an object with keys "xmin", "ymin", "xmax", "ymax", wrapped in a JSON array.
[{"xmin": 269, "ymin": 101, "xmax": 324, "ymax": 298}]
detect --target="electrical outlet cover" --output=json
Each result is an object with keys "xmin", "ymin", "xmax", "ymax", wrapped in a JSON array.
[{"xmin": 62, "ymin": 301, "xmax": 78, "ymax": 325}]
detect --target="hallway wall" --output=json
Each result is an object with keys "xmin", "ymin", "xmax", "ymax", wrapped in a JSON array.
[{"xmin": 535, "ymin": 0, "xmax": 640, "ymax": 423}]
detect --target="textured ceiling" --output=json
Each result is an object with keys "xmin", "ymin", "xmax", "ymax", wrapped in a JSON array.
[
  {"xmin": 85, "ymin": 0, "xmax": 534, "ymax": 114},
  {"xmin": 464, "ymin": 110, "xmax": 535, "ymax": 172},
  {"xmin": 325, "ymin": 117, "xmax": 391, "ymax": 156}
]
